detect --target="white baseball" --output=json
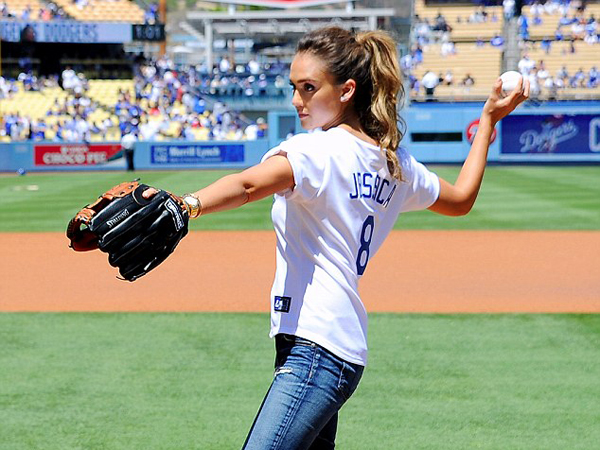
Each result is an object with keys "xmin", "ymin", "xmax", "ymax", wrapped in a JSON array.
[{"xmin": 500, "ymin": 71, "xmax": 523, "ymax": 94}]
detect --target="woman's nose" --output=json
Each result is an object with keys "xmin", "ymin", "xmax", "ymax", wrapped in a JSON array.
[{"xmin": 291, "ymin": 90, "xmax": 302, "ymax": 108}]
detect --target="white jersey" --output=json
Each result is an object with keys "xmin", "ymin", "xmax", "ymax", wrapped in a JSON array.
[{"xmin": 262, "ymin": 127, "xmax": 440, "ymax": 365}]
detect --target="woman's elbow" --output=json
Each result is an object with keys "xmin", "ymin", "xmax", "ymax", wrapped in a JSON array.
[{"xmin": 429, "ymin": 196, "xmax": 475, "ymax": 216}]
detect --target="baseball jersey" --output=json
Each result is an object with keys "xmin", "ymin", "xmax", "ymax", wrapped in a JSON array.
[{"xmin": 261, "ymin": 127, "xmax": 440, "ymax": 366}]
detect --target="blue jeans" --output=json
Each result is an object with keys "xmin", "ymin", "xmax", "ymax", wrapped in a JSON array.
[{"xmin": 243, "ymin": 334, "xmax": 364, "ymax": 450}]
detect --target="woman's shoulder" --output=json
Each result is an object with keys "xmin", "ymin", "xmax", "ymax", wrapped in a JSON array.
[{"xmin": 397, "ymin": 146, "xmax": 419, "ymax": 180}]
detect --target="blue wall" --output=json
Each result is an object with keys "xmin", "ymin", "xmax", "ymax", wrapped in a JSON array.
[
  {"xmin": 2, "ymin": 102, "xmax": 599, "ymax": 173},
  {"xmin": 0, "ymin": 139, "xmax": 270, "ymax": 172},
  {"xmin": 405, "ymin": 101, "xmax": 600, "ymax": 163}
]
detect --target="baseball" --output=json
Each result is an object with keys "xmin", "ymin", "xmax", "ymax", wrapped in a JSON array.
[{"xmin": 500, "ymin": 71, "xmax": 523, "ymax": 94}]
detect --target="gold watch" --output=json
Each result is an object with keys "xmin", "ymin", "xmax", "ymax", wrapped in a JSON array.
[{"xmin": 182, "ymin": 194, "xmax": 202, "ymax": 219}]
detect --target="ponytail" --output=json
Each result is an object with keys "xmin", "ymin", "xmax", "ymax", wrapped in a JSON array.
[
  {"xmin": 355, "ymin": 31, "xmax": 405, "ymax": 181},
  {"xmin": 297, "ymin": 27, "xmax": 406, "ymax": 181}
]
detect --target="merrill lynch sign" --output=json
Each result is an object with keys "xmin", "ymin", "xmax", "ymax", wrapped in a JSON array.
[{"xmin": 151, "ymin": 144, "xmax": 244, "ymax": 165}]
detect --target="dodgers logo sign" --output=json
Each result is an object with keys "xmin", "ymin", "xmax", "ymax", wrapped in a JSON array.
[{"xmin": 501, "ymin": 114, "xmax": 600, "ymax": 156}]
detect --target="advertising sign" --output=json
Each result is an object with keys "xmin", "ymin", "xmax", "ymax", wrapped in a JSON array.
[
  {"xmin": 34, "ymin": 143, "xmax": 123, "ymax": 166},
  {"xmin": 501, "ymin": 114, "xmax": 600, "ymax": 158},
  {"xmin": 150, "ymin": 144, "xmax": 244, "ymax": 165},
  {"xmin": 0, "ymin": 21, "xmax": 132, "ymax": 43},
  {"xmin": 466, "ymin": 118, "xmax": 497, "ymax": 144}
]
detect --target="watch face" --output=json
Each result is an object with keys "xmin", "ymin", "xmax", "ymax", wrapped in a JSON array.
[
  {"xmin": 184, "ymin": 195, "xmax": 200, "ymax": 218},
  {"xmin": 186, "ymin": 196, "xmax": 199, "ymax": 208}
]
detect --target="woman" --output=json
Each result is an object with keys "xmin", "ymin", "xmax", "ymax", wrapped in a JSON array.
[{"xmin": 147, "ymin": 26, "xmax": 528, "ymax": 449}]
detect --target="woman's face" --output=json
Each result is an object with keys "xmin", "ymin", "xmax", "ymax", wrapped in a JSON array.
[{"xmin": 289, "ymin": 52, "xmax": 347, "ymax": 130}]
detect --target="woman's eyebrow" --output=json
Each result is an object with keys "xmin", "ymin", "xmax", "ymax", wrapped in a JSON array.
[{"xmin": 290, "ymin": 78, "xmax": 316, "ymax": 84}]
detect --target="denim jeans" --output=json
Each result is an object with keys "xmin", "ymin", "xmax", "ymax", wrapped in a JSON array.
[{"xmin": 243, "ymin": 334, "xmax": 364, "ymax": 450}]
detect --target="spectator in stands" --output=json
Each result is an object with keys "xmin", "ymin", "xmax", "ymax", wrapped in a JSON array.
[
  {"xmin": 400, "ymin": 52, "xmax": 414, "ymax": 77},
  {"xmin": 412, "ymin": 44, "xmax": 424, "ymax": 65},
  {"xmin": 571, "ymin": 18, "xmax": 586, "ymax": 39},
  {"xmin": 526, "ymin": 72, "xmax": 541, "ymax": 98},
  {"xmin": 121, "ymin": 131, "xmax": 137, "ymax": 171},
  {"xmin": 559, "ymin": 13, "xmax": 574, "ymax": 27},
  {"xmin": 415, "ymin": 17, "xmax": 432, "ymax": 45},
  {"xmin": 409, "ymin": 74, "xmax": 420, "ymax": 96},
  {"xmin": 541, "ymin": 37, "xmax": 553, "ymax": 53},
  {"xmin": 74, "ymin": 115, "xmax": 90, "ymax": 142},
  {"xmin": 443, "ymin": 70, "xmax": 454, "ymax": 86},
  {"xmin": 503, "ymin": 0, "xmax": 515, "ymax": 20},
  {"xmin": 543, "ymin": 76, "xmax": 559, "ymax": 99},
  {"xmin": 421, "ymin": 70, "xmax": 439, "ymax": 101},
  {"xmin": 433, "ymin": 11, "xmax": 452, "ymax": 33},
  {"xmin": 247, "ymin": 57, "xmax": 261, "ymax": 75},
  {"xmin": 244, "ymin": 119, "xmax": 260, "ymax": 140},
  {"xmin": 490, "ymin": 34, "xmax": 504, "ymax": 48},
  {"xmin": 469, "ymin": 6, "xmax": 488, "ymax": 23},
  {"xmin": 0, "ymin": 76, "xmax": 12, "ymax": 99},
  {"xmin": 584, "ymin": 28, "xmax": 598, "ymax": 43},
  {"xmin": 570, "ymin": 67, "xmax": 586, "ymax": 87},
  {"xmin": 461, "ymin": 73, "xmax": 475, "ymax": 90},
  {"xmin": 519, "ymin": 14, "xmax": 530, "ymax": 40},
  {"xmin": 21, "ymin": 4, "xmax": 32, "ymax": 20},
  {"xmin": 61, "ymin": 66, "xmax": 78, "ymax": 91},
  {"xmin": 537, "ymin": 60, "xmax": 551, "ymax": 83},
  {"xmin": 19, "ymin": 72, "xmax": 39, "ymax": 92},
  {"xmin": 556, "ymin": 65, "xmax": 570, "ymax": 84},
  {"xmin": 219, "ymin": 56, "xmax": 232, "ymax": 74},
  {"xmin": 274, "ymin": 75, "xmax": 286, "ymax": 96},
  {"xmin": 518, "ymin": 54, "xmax": 535, "ymax": 75},
  {"xmin": 30, "ymin": 119, "xmax": 47, "ymax": 140},
  {"xmin": 554, "ymin": 26, "xmax": 565, "ymax": 41},
  {"xmin": 440, "ymin": 40, "xmax": 457, "ymax": 57},
  {"xmin": 177, "ymin": 122, "xmax": 195, "ymax": 141},
  {"xmin": 587, "ymin": 66, "xmax": 598, "ymax": 87},
  {"xmin": 257, "ymin": 74, "xmax": 268, "ymax": 96}
]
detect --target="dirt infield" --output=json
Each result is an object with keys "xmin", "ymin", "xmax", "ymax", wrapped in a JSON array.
[{"xmin": 1, "ymin": 231, "xmax": 598, "ymax": 313}]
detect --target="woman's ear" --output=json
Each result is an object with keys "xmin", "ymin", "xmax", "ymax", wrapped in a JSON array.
[{"xmin": 340, "ymin": 79, "xmax": 357, "ymax": 102}]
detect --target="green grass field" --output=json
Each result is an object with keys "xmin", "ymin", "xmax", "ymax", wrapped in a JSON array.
[
  {"xmin": 1, "ymin": 314, "xmax": 598, "ymax": 449},
  {"xmin": 1, "ymin": 166, "xmax": 599, "ymax": 449},
  {"xmin": 0, "ymin": 165, "xmax": 599, "ymax": 231}
]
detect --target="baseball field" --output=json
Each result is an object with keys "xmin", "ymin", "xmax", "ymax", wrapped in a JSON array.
[{"xmin": 1, "ymin": 166, "xmax": 599, "ymax": 449}]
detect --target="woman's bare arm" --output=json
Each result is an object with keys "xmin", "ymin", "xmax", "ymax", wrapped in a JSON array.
[{"xmin": 428, "ymin": 77, "xmax": 530, "ymax": 216}]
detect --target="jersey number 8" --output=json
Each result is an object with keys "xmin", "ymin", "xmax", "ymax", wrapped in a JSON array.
[{"xmin": 356, "ymin": 215, "xmax": 374, "ymax": 276}]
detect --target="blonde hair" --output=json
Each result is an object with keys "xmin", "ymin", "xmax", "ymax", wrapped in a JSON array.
[{"xmin": 297, "ymin": 27, "xmax": 406, "ymax": 180}]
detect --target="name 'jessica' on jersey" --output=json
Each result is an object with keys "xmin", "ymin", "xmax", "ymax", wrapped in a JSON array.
[{"xmin": 349, "ymin": 171, "xmax": 397, "ymax": 207}]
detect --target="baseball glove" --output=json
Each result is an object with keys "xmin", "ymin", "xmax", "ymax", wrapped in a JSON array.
[{"xmin": 66, "ymin": 180, "xmax": 189, "ymax": 281}]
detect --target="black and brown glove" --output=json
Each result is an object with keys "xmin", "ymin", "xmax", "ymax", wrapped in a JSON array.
[{"xmin": 66, "ymin": 180, "xmax": 189, "ymax": 281}]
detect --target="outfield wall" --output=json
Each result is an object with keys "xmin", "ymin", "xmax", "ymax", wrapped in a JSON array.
[{"xmin": 1, "ymin": 102, "xmax": 599, "ymax": 172}]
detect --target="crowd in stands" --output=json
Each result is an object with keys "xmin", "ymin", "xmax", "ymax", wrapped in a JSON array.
[
  {"xmin": 517, "ymin": 53, "xmax": 598, "ymax": 95},
  {"xmin": 407, "ymin": 0, "xmax": 599, "ymax": 99},
  {"xmin": 0, "ymin": 1, "xmax": 67, "ymax": 20},
  {"xmin": 414, "ymin": 0, "xmax": 598, "ymax": 46},
  {"xmin": 0, "ymin": 55, "xmax": 279, "ymax": 142}
]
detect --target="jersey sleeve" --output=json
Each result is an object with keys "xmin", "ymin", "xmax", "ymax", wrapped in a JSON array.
[
  {"xmin": 399, "ymin": 147, "xmax": 441, "ymax": 213},
  {"xmin": 261, "ymin": 132, "xmax": 329, "ymax": 201}
]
